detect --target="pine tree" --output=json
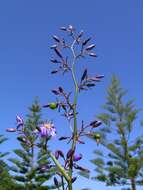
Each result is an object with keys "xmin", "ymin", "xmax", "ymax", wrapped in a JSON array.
[
  {"xmin": 0, "ymin": 135, "xmax": 8, "ymax": 160},
  {"xmin": 91, "ymin": 76, "xmax": 143, "ymax": 190},
  {"xmin": 0, "ymin": 135, "xmax": 21, "ymax": 190},
  {"xmin": 9, "ymin": 101, "xmax": 55, "ymax": 190}
]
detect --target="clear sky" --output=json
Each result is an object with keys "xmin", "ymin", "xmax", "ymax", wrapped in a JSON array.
[{"xmin": 0, "ymin": 0, "xmax": 143, "ymax": 190}]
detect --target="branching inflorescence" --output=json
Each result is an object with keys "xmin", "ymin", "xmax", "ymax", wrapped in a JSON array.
[{"xmin": 7, "ymin": 25, "xmax": 104, "ymax": 190}]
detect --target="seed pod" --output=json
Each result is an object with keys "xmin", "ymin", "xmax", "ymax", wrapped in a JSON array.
[
  {"xmin": 85, "ymin": 44, "xmax": 96, "ymax": 51},
  {"xmin": 94, "ymin": 133, "xmax": 101, "ymax": 145},
  {"xmin": 49, "ymin": 102, "xmax": 58, "ymax": 109}
]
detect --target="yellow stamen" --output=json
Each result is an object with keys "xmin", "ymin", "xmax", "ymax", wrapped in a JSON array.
[{"xmin": 44, "ymin": 123, "xmax": 52, "ymax": 129}]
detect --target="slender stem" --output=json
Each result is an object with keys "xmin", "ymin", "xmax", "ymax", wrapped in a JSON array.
[
  {"xmin": 71, "ymin": 39, "xmax": 78, "ymax": 150},
  {"xmin": 49, "ymin": 152, "xmax": 71, "ymax": 183},
  {"xmin": 67, "ymin": 40, "xmax": 79, "ymax": 190}
]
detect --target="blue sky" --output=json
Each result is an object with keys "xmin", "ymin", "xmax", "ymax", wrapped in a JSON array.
[{"xmin": 0, "ymin": 0, "xmax": 143, "ymax": 189}]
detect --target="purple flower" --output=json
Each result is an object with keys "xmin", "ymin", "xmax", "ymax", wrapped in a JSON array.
[
  {"xmin": 40, "ymin": 123, "xmax": 56, "ymax": 138},
  {"xmin": 73, "ymin": 154, "xmax": 82, "ymax": 162},
  {"xmin": 16, "ymin": 115, "xmax": 24, "ymax": 129}
]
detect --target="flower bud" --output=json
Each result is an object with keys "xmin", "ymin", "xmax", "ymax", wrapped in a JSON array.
[
  {"xmin": 66, "ymin": 149, "xmax": 75, "ymax": 159},
  {"xmin": 6, "ymin": 128, "xmax": 16, "ymax": 132},
  {"xmin": 53, "ymin": 177, "xmax": 59, "ymax": 187},
  {"xmin": 71, "ymin": 177, "xmax": 77, "ymax": 183},
  {"xmin": 73, "ymin": 154, "xmax": 82, "ymax": 162}
]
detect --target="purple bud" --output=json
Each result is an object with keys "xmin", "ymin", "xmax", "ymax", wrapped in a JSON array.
[
  {"xmin": 78, "ymin": 139, "xmax": 85, "ymax": 144},
  {"xmin": 74, "ymin": 164, "xmax": 90, "ymax": 173},
  {"xmin": 59, "ymin": 136, "xmax": 69, "ymax": 141},
  {"xmin": 51, "ymin": 89, "xmax": 59, "ymax": 95},
  {"xmin": 95, "ymin": 75, "xmax": 104, "ymax": 79},
  {"xmin": 16, "ymin": 115, "xmax": 23, "ymax": 123},
  {"xmin": 82, "ymin": 37, "xmax": 91, "ymax": 46},
  {"xmin": 58, "ymin": 150, "xmax": 64, "ymax": 159},
  {"xmin": 17, "ymin": 136, "xmax": 27, "ymax": 143},
  {"xmin": 86, "ymin": 83, "xmax": 95, "ymax": 87},
  {"xmin": 58, "ymin": 86, "xmax": 63, "ymax": 93},
  {"xmin": 16, "ymin": 115, "xmax": 24, "ymax": 129},
  {"xmin": 66, "ymin": 149, "xmax": 75, "ymax": 159},
  {"xmin": 85, "ymin": 44, "xmax": 96, "ymax": 51},
  {"xmin": 73, "ymin": 154, "xmax": 82, "ymax": 162},
  {"xmin": 50, "ymin": 44, "xmax": 57, "ymax": 49},
  {"xmin": 78, "ymin": 30, "xmax": 84, "ymax": 38},
  {"xmin": 71, "ymin": 177, "xmax": 77, "ymax": 183},
  {"xmin": 51, "ymin": 70, "xmax": 58, "ymax": 74},
  {"xmin": 68, "ymin": 25, "xmax": 73, "ymax": 30},
  {"xmin": 53, "ymin": 177, "xmax": 59, "ymax": 187},
  {"xmin": 40, "ymin": 165, "xmax": 47, "ymax": 172},
  {"xmin": 50, "ymin": 58, "xmax": 60, "ymax": 63},
  {"xmin": 81, "ymin": 69, "xmax": 87, "ymax": 82},
  {"xmin": 60, "ymin": 26, "xmax": 67, "ymax": 31},
  {"xmin": 55, "ymin": 151, "xmax": 59, "ymax": 159},
  {"xmin": 43, "ymin": 104, "xmax": 50, "ymax": 108},
  {"xmin": 90, "ymin": 120, "xmax": 102, "ymax": 128},
  {"xmin": 6, "ymin": 128, "xmax": 16, "ymax": 132},
  {"xmin": 54, "ymin": 48, "xmax": 63, "ymax": 58},
  {"xmin": 88, "ymin": 52, "xmax": 97, "ymax": 57},
  {"xmin": 52, "ymin": 35, "xmax": 60, "ymax": 43},
  {"xmin": 55, "ymin": 150, "xmax": 64, "ymax": 159},
  {"xmin": 51, "ymin": 89, "xmax": 60, "ymax": 95}
]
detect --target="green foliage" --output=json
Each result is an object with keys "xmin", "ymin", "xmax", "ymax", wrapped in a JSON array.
[
  {"xmin": 91, "ymin": 76, "xmax": 143, "ymax": 190},
  {"xmin": 0, "ymin": 135, "xmax": 8, "ymax": 158},
  {"xmin": 0, "ymin": 136, "xmax": 24, "ymax": 190},
  {"xmin": 9, "ymin": 100, "xmax": 55, "ymax": 190}
]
